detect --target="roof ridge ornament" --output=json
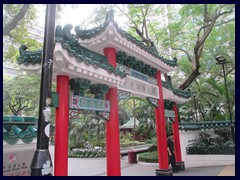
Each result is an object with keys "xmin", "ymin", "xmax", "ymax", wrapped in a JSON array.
[
  {"xmin": 63, "ymin": 24, "xmax": 74, "ymax": 41},
  {"xmin": 17, "ymin": 45, "xmax": 42, "ymax": 65},
  {"xmin": 55, "ymin": 25, "xmax": 63, "ymax": 42},
  {"xmin": 105, "ymin": 9, "xmax": 115, "ymax": 22}
]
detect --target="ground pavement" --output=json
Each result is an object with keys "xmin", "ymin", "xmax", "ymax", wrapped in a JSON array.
[{"xmin": 49, "ymin": 145, "xmax": 235, "ymax": 176}]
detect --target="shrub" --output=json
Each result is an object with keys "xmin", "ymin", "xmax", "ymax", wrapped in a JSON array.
[
  {"xmin": 68, "ymin": 147, "xmax": 106, "ymax": 158},
  {"xmin": 138, "ymin": 151, "xmax": 158, "ymax": 163}
]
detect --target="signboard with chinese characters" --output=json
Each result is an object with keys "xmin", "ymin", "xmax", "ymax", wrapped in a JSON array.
[
  {"xmin": 117, "ymin": 63, "xmax": 157, "ymax": 85},
  {"xmin": 164, "ymin": 110, "xmax": 175, "ymax": 118},
  {"xmin": 118, "ymin": 76, "xmax": 159, "ymax": 99},
  {"xmin": 69, "ymin": 94, "xmax": 110, "ymax": 112},
  {"xmin": 3, "ymin": 148, "xmax": 35, "ymax": 176}
]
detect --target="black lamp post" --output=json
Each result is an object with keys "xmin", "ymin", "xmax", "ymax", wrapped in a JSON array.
[
  {"xmin": 192, "ymin": 91, "xmax": 198, "ymax": 122},
  {"xmin": 30, "ymin": 4, "xmax": 56, "ymax": 176},
  {"xmin": 215, "ymin": 55, "xmax": 235, "ymax": 143}
]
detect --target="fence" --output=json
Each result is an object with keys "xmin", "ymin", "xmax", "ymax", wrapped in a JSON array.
[{"xmin": 186, "ymin": 146, "xmax": 235, "ymax": 155}]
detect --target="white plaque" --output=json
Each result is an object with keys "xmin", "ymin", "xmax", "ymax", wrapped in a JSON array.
[
  {"xmin": 164, "ymin": 110, "xmax": 175, "ymax": 118},
  {"xmin": 118, "ymin": 76, "xmax": 159, "ymax": 99}
]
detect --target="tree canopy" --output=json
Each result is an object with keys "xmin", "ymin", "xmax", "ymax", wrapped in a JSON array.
[{"xmin": 3, "ymin": 4, "xmax": 235, "ymax": 123}]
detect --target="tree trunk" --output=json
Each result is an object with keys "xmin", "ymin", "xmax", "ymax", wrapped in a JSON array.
[
  {"xmin": 3, "ymin": 4, "xmax": 30, "ymax": 37},
  {"xmin": 178, "ymin": 69, "xmax": 200, "ymax": 90}
]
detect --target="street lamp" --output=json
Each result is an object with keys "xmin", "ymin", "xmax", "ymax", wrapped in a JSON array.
[
  {"xmin": 30, "ymin": 4, "xmax": 56, "ymax": 176},
  {"xmin": 215, "ymin": 55, "xmax": 235, "ymax": 143},
  {"xmin": 192, "ymin": 91, "xmax": 198, "ymax": 122}
]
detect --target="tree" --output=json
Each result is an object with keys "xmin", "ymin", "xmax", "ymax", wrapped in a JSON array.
[
  {"xmin": 122, "ymin": 96, "xmax": 156, "ymax": 140},
  {"xmin": 172, "ymin": 4, "xmax": 234, "ymax": 90},
  {"xmin": 82, "ymin": 4, "xmax": 235, "ymax": 123},
  {"xmin": 3, "ymin": 73, "xmax": 41, "ymax": 116},
  {"xmin": 3, "ymin": 4, "xmax": 42, "ymax": 64},
  {"xmin": 3, "ymin": 4, "xmax": 31, "ymax": 38},
  {"xmin": 115, "ymin": 4, "xmax": 234, "ymax": 90},
  {"xmin": 9, "ymin": 96, "xmax": 30, "ymax": 116},
  {"xmin": 3, "ymin": 4, "xmax": 76, "ymax": 64}
]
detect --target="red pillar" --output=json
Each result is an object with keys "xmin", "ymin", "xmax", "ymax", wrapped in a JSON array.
[
  {"xmin": 54, "ymin": 75, "xmax": 69, "ymax": 176},
  {"xmin": 172, "ymin": 103, "xmax": 182, "ymax": 162},
  {"xmin": 104, "ymin": 47, "xmax": 121, "ymax": 176},
  {"xmin": 155, "ymin": 71, "xmax": 169, "ymax": 170}
]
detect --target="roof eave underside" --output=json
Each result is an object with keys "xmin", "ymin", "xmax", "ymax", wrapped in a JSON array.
[{"xmin": 162, "ymin": 86, "xmax": 191, "ymax": 103}]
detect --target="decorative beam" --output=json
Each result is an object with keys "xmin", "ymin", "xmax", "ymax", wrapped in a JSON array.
[
  {"xmin": 118, "ymin": 90, "xmax": 131, "ymax": 100},
  {"xmin": 69, "ymin": 94, "xmax": 110, "ymax": 113},
  {"xmin": 146, "ymin": 97, "xmax": 158, "ymax": 107}
]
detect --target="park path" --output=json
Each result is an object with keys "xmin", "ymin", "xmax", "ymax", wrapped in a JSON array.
[{"xmin": 49, "ymin": 145, "xmax": 235, "ymax": 176}]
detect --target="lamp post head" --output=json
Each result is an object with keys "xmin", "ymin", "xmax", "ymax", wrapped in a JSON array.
[{"xmin": 215, "ymin": 55, "xmax": 228, "ymax": 64}]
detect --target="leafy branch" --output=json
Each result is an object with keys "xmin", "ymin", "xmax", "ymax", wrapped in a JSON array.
[
  {"xmin": 178, "ymin": 4, "xmax": 234, "ymax": 90},
  {"xmin": 3, "ymin": 4, "xmax": 30, "ymax": 38}
]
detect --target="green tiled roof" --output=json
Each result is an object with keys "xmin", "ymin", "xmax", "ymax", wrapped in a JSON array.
[
  {"xmin": 116, "ymin": 51, "xmax": 158, "ymax": 78},
  {"xmin": 17, "ymin": 45, "xmax": 42, "ymax": 65},
  {"xmin": 3, "ymin": 116, "xmax": 37, "ymax": 145},
  {"xmin": 179, "ymin": 121, "xmax": 235, "ymax": 131},
  {"xmin": 162, "ymin": 81, "xmax": 192, "ymax": 99},
  {"xmin": 17, "ymin": 25, "xmax": 126, "ymax": 78},
  {"xmin": 75, "ymin": 9, "xmax": 177, "ymax": 68},
  {"xmin": 56, "ymin": 24, "xmax": 126, "ymax": 78}
]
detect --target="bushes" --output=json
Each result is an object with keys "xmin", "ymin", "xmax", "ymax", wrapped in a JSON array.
[
  {"xmin": 120, "ymin": 132, "xmax": 145, "ymax": 147},
  {"xmin": 68, "ymin": 141, "xmax": 106, "ymax": 158},
  {"xmin": 186, "ymin": 130, "xmax": 235, "ymax": 155},
  {"xmin": 69, "ymin": 148, "xmax": 106, "ymax": 158},
  {"xmin": 120, "ymin": 141, "xmax": 145, "ymax": 148},
  {"xmin": 138, "ymin": 151, "xmax": 158, "ymax": 163}
]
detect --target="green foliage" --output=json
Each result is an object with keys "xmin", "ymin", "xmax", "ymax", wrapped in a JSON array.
[
  {"xmin": 187, "ymin": 130, "xmax": 235, "ymax": 154},
  {"xmin": 104, "ymin": 4, "xmax": 234, "ymax": 123},
  {"xmin": 122, "ymin": 96, "xmax": 156, "ymax": 140},
  {"xmin": 177, "ymin": 56, "xmax": 192, "ymax": 75},
  {"xmin": 79, "ymin": 4, "xmax": 115, "ymax": 29},
  {"xmin": 69, "ymin": 148, "xmax": 106, "ymax": 158},
  {"xmin": 138, "ymin": 151, "xmax": 158, "ymax": 163},
  {"xmin": 120, "ymin": 132, "xmax": 133, "ymax": 143},
  {"xmin": 68, "ymin": 113, "xmax": 106, "ymax": 150},
  {"xmin": 3, "ymin": 73, "xmax": 40, "ymax": 116},
  {"xmin": 3, "ymin": 4, "xmax": 42, "ymax": 64},
  {"xmin": 214, "ymin": 128, "xmax": 232, "ymax": 142},
  {"xmin": 192, "ymin": 130, "xmax": 233, "ymax": 148},
  {"xmin": 120, "ymin": 132, "xmax": 145, "ymax": 147},
  {"xmin": 180, "ymin": 68, "xmax": 235, "ymax": 122}
]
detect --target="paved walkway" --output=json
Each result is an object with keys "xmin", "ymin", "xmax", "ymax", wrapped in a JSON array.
[{"xmin": 49, "ymin": 145, "xmax": 235, "ymax": 176}]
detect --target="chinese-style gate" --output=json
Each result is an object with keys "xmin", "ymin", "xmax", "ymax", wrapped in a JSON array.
[{"xmin": 18, "ymin": 10, "xmax": 191, "ymax": 176}]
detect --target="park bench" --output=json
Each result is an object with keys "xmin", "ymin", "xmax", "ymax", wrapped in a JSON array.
[{"xmin": 120, "ymin": 144, "xmax": 154, "ymax": 163}]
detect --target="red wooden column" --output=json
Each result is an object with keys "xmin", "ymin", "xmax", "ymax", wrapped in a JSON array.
[
  {"xmin": 104, "ymin": 47, "xmax": 121, "ymax": 176},
  {"xmin": 172, "ymin": 102, "xmax": 185, "ymax": 170},
  {"xmin": 172, "ymin": 103, "xmax": 182, "ymax": 162},
  {"xmin": 155, "ymin": 71, "xmax": 172, "ymax": 176},
  {"xmin": 54, "ymin": 75, "xmax": 69, "ymax": 176}
]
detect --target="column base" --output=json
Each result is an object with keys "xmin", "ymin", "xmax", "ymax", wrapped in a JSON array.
[
  {"xmin": 176, "ymin": 161, "xmax": 185, "ymax": 171},
  {"xmin": 155, "ymin": 168, "xmax": 173, "ymax": 176}
]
